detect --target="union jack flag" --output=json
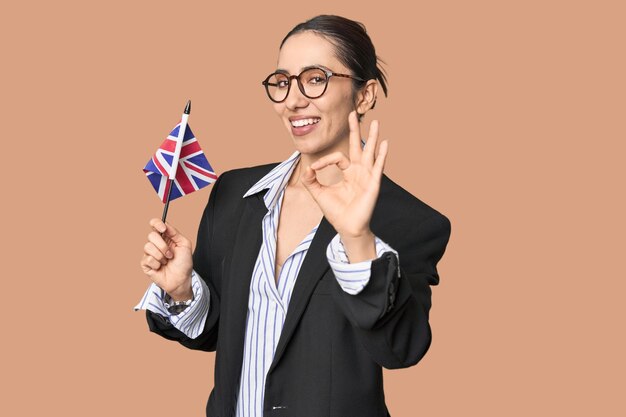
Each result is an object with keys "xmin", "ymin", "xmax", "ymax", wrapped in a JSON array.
[{"xmin": 143, "ymin": 122, "xmax": 217, "ymax": 202}]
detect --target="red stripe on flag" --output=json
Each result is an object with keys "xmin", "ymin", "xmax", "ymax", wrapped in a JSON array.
[
  {"xmin": 183, "ymin": 161, "xmax": 218, "ymax": 180},
  {"xmin": 175, "ymin": 168, "xmax": 196, "ymax": 195},
  {"xmin": 160, "ymin": 139, "xmax": 176, "ymax": 153},
  {"xmin": 179, "ymin": 141, "xmax": 201, "ymax": 158},
  {"xmin": 153, "ymin": 156, "xmax": 169, "ymax": 176},
  {"xmin": 161, "ymin": 178, "xmax": 171, "ymax": 203}
]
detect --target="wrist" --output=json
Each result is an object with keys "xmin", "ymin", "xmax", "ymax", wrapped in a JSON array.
[
  {"xmin": 339, "ymin": 230, "xmax": 376, "ymax": 263},
  {"xmin": 337, "ymin": 227, "xmax": 373, "ymax": 240},
  {"xmin": 168, "ymin": 281, "xmax": 193, "ymax": 302}
]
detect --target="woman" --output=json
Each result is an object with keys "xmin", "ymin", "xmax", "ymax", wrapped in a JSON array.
[{"xmin": 137, "ymin": 15, "xmax": 451, "ymax": 417}]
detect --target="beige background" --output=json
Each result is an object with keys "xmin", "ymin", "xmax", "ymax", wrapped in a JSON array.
[{"xmin": 1, "ymin": 0, "xmax": 624, "ymax": 415}]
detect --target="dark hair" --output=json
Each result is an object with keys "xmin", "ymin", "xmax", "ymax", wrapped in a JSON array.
[{"xmin": 280, "ymin": 15, "xmax": 388, "ymax": 114}]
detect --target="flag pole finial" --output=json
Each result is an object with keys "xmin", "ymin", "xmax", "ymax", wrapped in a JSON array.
[{"xmin": 184, "ymin": 100, "xmax": 191, "ymax": 115}]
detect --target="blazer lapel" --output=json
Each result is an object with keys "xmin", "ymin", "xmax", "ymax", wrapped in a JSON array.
[
  {"xmin": 268, "ymin": 216, "xmax": 336, "ymax": 373},
  {"xmin": 221, "ymin": 188, "xmax": 268, "ymax": 404}
]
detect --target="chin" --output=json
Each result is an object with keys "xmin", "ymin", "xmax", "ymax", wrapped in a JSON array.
[
  {"xmin": 290, "ymin": 138, "xmax": 324, "ymax": 156},
  {"xmin": 292, "ymin": 140, "xmax": 316, "ymax": 154}
]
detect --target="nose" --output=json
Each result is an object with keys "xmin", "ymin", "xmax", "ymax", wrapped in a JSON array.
[{"xmin": 283, "ymin": 80, "xmax": 309, "ymax": 111}]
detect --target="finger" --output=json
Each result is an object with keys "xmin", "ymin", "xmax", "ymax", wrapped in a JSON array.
[
  {"xmin": 148, "ymin": 231, "xmax": 173, "ymax": 259},
  {"xmin": 300, "ymin": 165, "xmax": 323, "ymax": 200},
  {"xmin": 310, "ymin": 151, "xmax": 350, "ymax": 171},
  {"xmin": 372, "ymin": 140, "xmax": 389, "ymax": 177},
  {"xmin": 149, "ymin": 218, "xmax": 167, "ymax": 233},
  {"xmin": 144, "ymin": 241, "xmax": 169, "ymax": 264},
  {"xmin": 362, "ymin": 120, "xmax": 379, "ymax": 167},
  {"xmin": 348, "ymin": 110, "xmax": 362, "ymax": 163},
  {"xmin": 141, "ymin": 255, "xmax": 162, "ymax": 274},
  {"xmin": 149, "ymin": 219, "xmax": 190, "ymax": 248}
]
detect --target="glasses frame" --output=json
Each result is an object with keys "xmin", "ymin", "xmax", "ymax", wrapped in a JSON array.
[{"xmin": 261, "ymin": 66, "xmax": 366, "ymax": 103}]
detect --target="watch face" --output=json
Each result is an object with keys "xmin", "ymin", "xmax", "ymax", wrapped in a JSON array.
[{"xmin": 168, "ymin": 304, "xmax": 190, "ymax": 315}]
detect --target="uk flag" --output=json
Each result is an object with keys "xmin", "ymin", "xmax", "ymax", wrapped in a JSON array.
[{"xmin": 143, "ymin": 122, "xmax": 217, "ymax": 202}]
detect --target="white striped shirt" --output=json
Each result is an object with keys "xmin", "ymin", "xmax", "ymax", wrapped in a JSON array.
[{"xmin": 135, "ymin": 149, "xmax": 398, "ymax": 417}]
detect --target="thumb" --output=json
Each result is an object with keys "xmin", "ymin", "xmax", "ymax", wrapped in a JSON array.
[
  {"xmin": 149, "ymin": 218, "xmax": 191, "ymax": 249},
  {"xmin": 161, "ymin": 222, "xmax": 191, "ymax": 247},
  {"xmin": 162, "ymin": 222, "xmax": 191, "ymax": 248}
]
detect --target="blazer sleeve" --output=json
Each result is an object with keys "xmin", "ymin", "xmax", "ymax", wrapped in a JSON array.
[
  {"xmin": 144, "ymin": 171, "xmax": 227, "ymax": 352},
  {"xmin": 330, "ymin": 213, "xmax": 452, "ymax": 369}
]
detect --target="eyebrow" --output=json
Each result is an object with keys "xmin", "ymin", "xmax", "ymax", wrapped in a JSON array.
[{"xmin": 274, "ymin": 64, "xmax": 331, "ymax": 74}]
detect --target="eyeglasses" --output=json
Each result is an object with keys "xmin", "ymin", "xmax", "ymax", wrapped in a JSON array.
[{"xmin": 261, "ymin": 66, "xmax": 365, "ymax": 103}]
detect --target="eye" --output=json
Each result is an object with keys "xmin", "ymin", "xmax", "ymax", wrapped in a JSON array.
[
  {"xmin": 270, "ymin": 74, "xmax": 290, "ymax": 89},
  {"xmin": 309, "ymin": 76, "xmax": 326, "ymax": 85},
  {"xmin": 303, "ymin": 69, "xmax": 328, "ymax": 85}
]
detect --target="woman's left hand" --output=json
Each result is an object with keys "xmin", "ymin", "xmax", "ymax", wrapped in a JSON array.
[{"xmin": 301, "ymin": 110, "xmax": 389, "ymax": 240}]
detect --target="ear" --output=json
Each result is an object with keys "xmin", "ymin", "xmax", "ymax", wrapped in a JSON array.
[{"xmin": 355, "ymin": 80, "xmax": 379, "ymax": 116}]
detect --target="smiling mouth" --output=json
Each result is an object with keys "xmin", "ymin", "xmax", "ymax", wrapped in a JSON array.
[{"xmin": 290, "ymin": 118, "xmax": 321, "ymax": 128}]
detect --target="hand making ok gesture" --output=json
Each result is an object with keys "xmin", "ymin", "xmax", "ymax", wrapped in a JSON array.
[{"xmin": 301, "ymin": 110, "xmax": 389, "ymax": 240}]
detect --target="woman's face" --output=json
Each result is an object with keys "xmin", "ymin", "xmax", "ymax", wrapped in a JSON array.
[{"xmin": 273, "ymin": 31, "xmax": 357, "ymax": 157}]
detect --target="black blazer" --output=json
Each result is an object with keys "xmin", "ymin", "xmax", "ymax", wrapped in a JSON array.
[{"xmin": 146, "ymin": 163, "xmax": 452, "ymax": 417}]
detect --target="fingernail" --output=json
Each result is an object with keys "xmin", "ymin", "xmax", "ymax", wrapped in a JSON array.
[{"xmin": 166, "ymin": 251, "xmax": 173, "ymax": 258}]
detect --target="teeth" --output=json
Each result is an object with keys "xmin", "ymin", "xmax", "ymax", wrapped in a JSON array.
[{"xmin": 291, "ymin": 118, "xmax": 320, "ymax": 127}]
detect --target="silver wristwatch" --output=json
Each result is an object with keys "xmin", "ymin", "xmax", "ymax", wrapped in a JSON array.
[{"xmin": 163, "ymin": 292, "xmax": 193, "ymax": 314}]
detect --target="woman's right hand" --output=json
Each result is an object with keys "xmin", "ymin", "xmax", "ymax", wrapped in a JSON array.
[{"xmin": 140, "ymin": 218, "xmax": 193, "ymax": 301}]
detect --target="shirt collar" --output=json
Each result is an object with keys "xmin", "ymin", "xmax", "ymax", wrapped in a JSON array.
[
  {"xmin": 242, "ymin": 139, "xmax": 366, "ymax": 210},
  {"xmin": 243, "ymin": 150, "xmax": 301, "ymax": 210}
]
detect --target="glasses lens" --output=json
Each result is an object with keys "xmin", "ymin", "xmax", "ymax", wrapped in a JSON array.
[
  {"xmin": 265, "ymin": 73, "xmax": 290, "ymax": 102},
  {"xmin": 300, "ymin": 68, "xmax": 328, "ymax": 98}
]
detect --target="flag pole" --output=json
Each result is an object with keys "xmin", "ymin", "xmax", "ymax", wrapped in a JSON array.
[{"xmin": 161, "ymin": 100, "xmax": 191, "ymax": 223}]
